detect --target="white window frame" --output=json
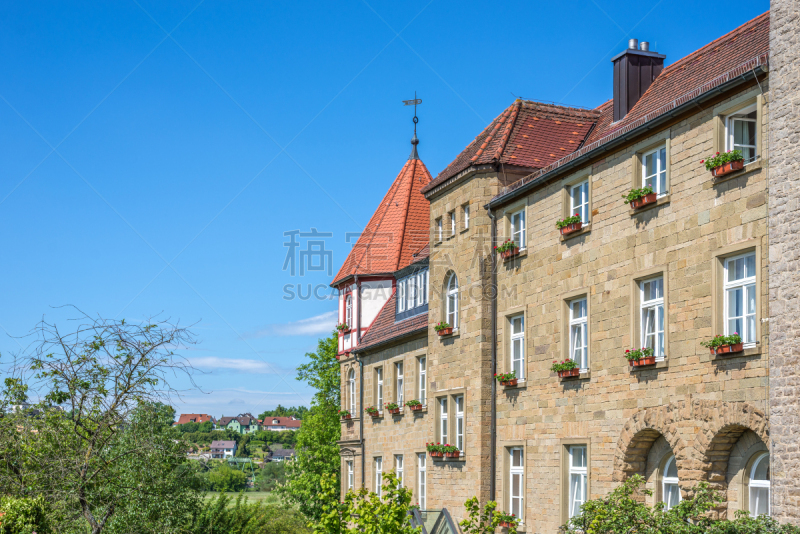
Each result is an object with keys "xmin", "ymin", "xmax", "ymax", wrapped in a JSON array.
[
  {"xmin": 437, "ymin": 218, "xmax": 442, "ymax": 242},
  {"xmin": 395, "ymin": 454, "xmax": 404, "ymax": 487},
  {"xmin": 570, "ymin": 180, "xmax": 590, "ymax": 224},
  {"xmin": 463, "ymin": 204, "xmax": 470, "ymax": 230},
  {"xmin": 510, "ymin": 314, "xmax": 525, "ymax": 380},
  {"xmin": 407, "ymin": 276, "xmax": 416, "ymax": 311},
  {"xmin": 395, "ymin": 362, "xmax": 404, "ymax": 403},
  {"xmin": 511, "ymin": 209, "xmax": 526, "ymax": 250},
  {"xmin": 446, "ymin": 273, "xmax": 459, "ymax": 329},
  {"xmin": 568, "ymin": 445, "xmax": 587, "ymax": 518},
  {"xmin": 418, "ymin": 453, "xmax": 426, "ymax": 509},
  {"xmin": 455, "ymin": 395, "xmax": 464, "ymax": 451},
  {"xmin": 723, "ymin": 252, "xmax": 757, "ymax": 347},
  {"xmin": 726, "ymin": 103, "xmax": 758, "ymax": 164},
  {"xmin": 509, "ymin": 447, "xmax": 524, "ymax": 523},
  {"xmin": 439, "ymin": 398, "xmax": 448, "ymax": 444},
  {"xmin": 569, "ymin": 298, "xmax": 588, "ymax": 371},
  {"xmin": 640, "ymin": 277, "xmax": 665, "ymax": 361},
  {"xmin": 662, "ymin": 455, "xmax": 681, "ymax": 511},
  {"xmin": 398, "ymin": 281, "xmax": 405, "ymax": 313},
  {"xmin": 348, "ymin": 369, "xmax": 356, "ymax": 414},
  {"xmin": 347, "ymin": 460, "xmax": 354, "ymax": 490},
  {"xmin": 375, "ymin": 457, "xmax": 383, "ymax": 496},
  {"xmin": 376, "ymin": 367, "xmax": 383, "ymax": 407},
  {"xmin": 749, "ymin": 453, "xmax": 770, "ymax": 517},
  {"xmin": 450, "ymin": 210, "xmax": 456, "ymax": 236},
  {"xmin": 419, "ymin": 357, "xmax": 426, "ymax": 404},
  {"xmin": 345, "ymin": 294, "xmax": 353, "ymax": 327},
  {"xmin": 642, "ymin": 146, "xmax": 668, "ymax": 196},
  {"xmin": 416, "ymin": 270, "xmax": 426, "ymax": 307}
]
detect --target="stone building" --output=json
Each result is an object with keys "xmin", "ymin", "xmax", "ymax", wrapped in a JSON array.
[{"xmin": 337, "ymin": 9, "xmax": 800, "ymax": 529}]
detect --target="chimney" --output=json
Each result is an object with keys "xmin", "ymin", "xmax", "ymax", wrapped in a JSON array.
[{"xmin": 612, "ymin": 39, "xmax": 665, "ymax": 122}]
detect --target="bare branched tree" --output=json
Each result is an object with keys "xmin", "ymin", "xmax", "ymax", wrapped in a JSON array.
[{"xmin": 0, "ymin": 309, "xmax": 202, "ymax": 534}]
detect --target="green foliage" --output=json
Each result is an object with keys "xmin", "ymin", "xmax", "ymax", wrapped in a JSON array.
[
  {"xmin": 259, "ymin": 405, "xmax": 309, "ymax": 421},
  {"xmin": 701, "ymin": 333, "xmax": 743, "ymax": 350},
  {"xmin": 562, "ymin": 475, "xmax": 800, "ymax": 534},
  {"xmin": 0, "ymin": 495, "xmax": 52, "ymax": 534},
  {"xmin": 342, "ymin": 471, "xmax": 420, "ymax": 534},
  {"xmin": 494, "ymin": 371, "xmax": 516, "ymax": 382},
  {"xmin": 188, "ymin": 492, "xmax": 310, "ymax": 534},
  {"xmin": 206, "ymin": 464, "xmax": 248, "ymax": 492},
  {"xmin": 621, "ymin": 185, "xmax": 655, "ymax": 204},
  {"xmin": 495, "ymin": 239, "xmax": 518, "ymax": 254},
  {"xmin": 309, "ymin": 474, "xmax": 346, "ymax": 534},
  {"xmin": 460, "ymin": 497, "xmax": 516, "ymax": 534},
  {"xmin": 176, "ymin": 420, "xmax": 215, "ymax": 433},
  {"xmin": 702, "ymin": 149, "xmax": 744, "ymax": 171},
  {"xmin": 624, "ymin": 347, "xmax": 654, "ymax": 361},
  {"xmin": 279, "ymin": 332, "xmax": 341, "ymax": 521},
  {"xmin": 556, "ymin": 213, "xmax": 582, "ymax": 229},
  {"xmin": 255, "ymin": 462, "xmax": 287, "ymax": 492},
  {"xmin": 550, "ymin": 358, "xmax": 579, "ymax": 372},
  {"xmin": 254, "ymin": 430, "xmax": 298, "ymax": 448}
]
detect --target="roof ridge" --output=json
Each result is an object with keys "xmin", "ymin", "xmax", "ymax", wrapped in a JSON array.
[
  {"xmin": 394, "ymin": 158, "xmax": 417, "ymax": 271},
  {"xmin": 470, "ymin": 102, "xmax": 516, "ymax": 163},
  {"xmin": 493, "ymin": 100, "xmax": 522, "ymax": 161}
]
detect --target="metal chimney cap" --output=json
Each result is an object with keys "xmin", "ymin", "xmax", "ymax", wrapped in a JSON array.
[
  {"xmin": 628, "ymin": 38, "xmax": 639, "ymax": 50},
  {"xmin": 639, "ymin": 41, "xmax": 650, "ymax": 52}
]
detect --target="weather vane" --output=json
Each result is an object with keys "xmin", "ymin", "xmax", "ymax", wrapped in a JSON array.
[{"xmin": 402, "ymin": 92, "xmax": 422, "ymax": 137}]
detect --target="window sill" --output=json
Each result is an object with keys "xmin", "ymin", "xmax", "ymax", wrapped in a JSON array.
[
  {"xmin": 502, "ymin": 249, "xmax": 528, "ymax": 262},
  {"xmin": 711, "ymin": 159, "xmax": 763, "ymax": 185},
  {"xmin": 408, "ymin": 405, "xmax": 428, "ymax": 415},
  {"xmin": 628, "ymin": 359, "xmax": 668, "ymax": 372},
  {"xmin": 501, "ymin": 379, "xmax": 527, "ymax": 390},
  {"xmin": 444, "ymin": 453, "xmax": 466, "ymax": 462},
  {"xmin": 629, "ymin": 194, "xmax": 670, "ymax": 216},
  {"xmin": 710, "ymin": 344, "xmax": 762, "ymax": 361},
  {"xmin": 460, "ymin": 227, "xmax": 470, "ymax": 234},
  {"xmin": 557, "ymin": 370, "xmax": 590, "ymax": 382},
  {"xmin": 560, "ymin": 223, "xmax": 591, "ymax": 242},
  {"xmin": 437, "ymin": 329, "xmax": 459, "ymax": 339}
]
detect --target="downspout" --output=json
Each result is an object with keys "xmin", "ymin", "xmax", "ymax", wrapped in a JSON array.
[
  {"xmin": 355, "ymin": 275, "xmax": 365, "ymax": 488},
  {"xmin": 488, "ymin": 206, "xmax": 498, "ymax": 502}
]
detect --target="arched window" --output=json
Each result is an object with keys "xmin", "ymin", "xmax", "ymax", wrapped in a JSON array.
[
  {"xmin": 345, "ymin": 295, "xmax": 353, "ymax": 328},
  {"xmin": 446, "ymin": 273, "xmax": 459, "ymax": 329},
  {"xmin": 348, "ymin": 369, "xmax": 356, "ymax": 413},
  {"xmin": 662, "ymin": 455, "xmax": 681, "ymax": 510},
  {"xmin": 749, "ymin": 453, "xmax": 770, "ymax": 517}
]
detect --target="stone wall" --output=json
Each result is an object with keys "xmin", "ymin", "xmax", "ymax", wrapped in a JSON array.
[{"xmin": 768, "ymin": 0, "xmax": 800, "ymax": 524}]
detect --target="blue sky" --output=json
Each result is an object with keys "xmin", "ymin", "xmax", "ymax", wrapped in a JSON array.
[{"xmin": 0, "ymin": 0, "xmax": 767, "ymax": 416}]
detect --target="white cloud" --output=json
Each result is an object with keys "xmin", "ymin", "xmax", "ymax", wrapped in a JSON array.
[
  {"xmin": 249, "ymin": 310, "xmax": 337, "ymax": 337},
  {"xmin": 187, "ymin": 356, "xmax": 289, "ymax": 375}
]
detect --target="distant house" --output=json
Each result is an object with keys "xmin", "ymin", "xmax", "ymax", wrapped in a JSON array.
[
  {"xmin": 217, "ymin": 413, "xmax": 260, "ymax": 434},
  {"xmin": 175, "ymin": 413, "xmax": 215, "ymax": 426},
  {"xmin": 260, "ymin": 416, "xmax": 302, "ymax": 432},
  {"xmin": 210, "ymin": 440, "xmax": 237, "ymax": 459},
  {"xmin": 270, "ymin": 448, "xmax": 296, "ymax": 462}
]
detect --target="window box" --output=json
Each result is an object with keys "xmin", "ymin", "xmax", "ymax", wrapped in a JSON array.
[
  {"xmin": 501, "ymin": 247, "xmax": 520, "ymax": 260},
  {"xmin": 405, "ymin": 400, "xmax": 424, "ymax": 411},
  {"xmin": 445, "ymin": 451, "xmax": 460, "ymax": 459},
  {"xmin": 629, "ymin": 193, "xmax": 657, "ymax": 210},
  {"xmin": 500, "ymin": 378, "xmax": 518, "ymax": 387},
  {"xmin": 629, "ymin": 356, "xmax": 656, "ymax": 367},
  {"xmin": 388, "ymin": 408, "xmax": 401, "ymax": 415},
  {"xmin": 499, "ymin": 522, "xmax": 517, "ymax": 529},
  {"xmin": 560, "ymin": 222, "xmax": 582, "ymax": 236},
  {"xmin": 711, "ymin": 160, "xmax": 744, "ymax": 177},
  {"xmin": 711, "ymin": 343, "xmax": 744, "ymax": 355},
  {"xmin": 437, "ymin": 327, "xmax": 453, "ymax": 336},
  {"xmin": 558, "ymin": 369, "xmax": 580, "ymax": 379},
  {"xmin": 429, "ymin": 451, "xmax": 444, "ymax": 458},
  {"xmin": 386, "ymin": 403, "xmax": 401, "ymax": 415}
]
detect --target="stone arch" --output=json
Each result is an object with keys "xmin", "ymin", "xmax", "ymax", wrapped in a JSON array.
[
  {"xmin": 613, "ymin": 402, "xmax": 690, "ymax": 484},
  {"xmin": 692, "ymin": 400, "xmax": 768, "ymax": 488}
]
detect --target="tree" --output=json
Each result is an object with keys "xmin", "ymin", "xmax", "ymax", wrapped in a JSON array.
[
  {"xmin": 279, "ymin": 332, "xmax": 340, "ymax": 520},
  {"xmin": 460, "ymin": 498, "xmax": 516, "ymax": 534},
  {"xmin": 207, "ymin": 464, "xmax": 247, "ymax": 492},
  {"xmin": 255, "ymin": 462, "xmax": 286, "ymax": 492},
  {"xmin": 0, "ymin": 313, "xmax": 201, "ymax": 534},
  {"xmin": 188, "ymin": 492, "xmax": 310, "ymax": 534},
  {"xmin": 259, "ymin": 405, "xmax": 309, "ymax": 420},
  {"xmin": 0, "ymin": 495, "xmax": 52, "ymax": 534}
]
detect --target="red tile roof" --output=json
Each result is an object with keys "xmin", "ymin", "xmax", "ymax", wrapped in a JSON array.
[
  {"xmin": 175, "ymin": 413, "xmax": 215, "ymax": 425},
  {"xmin": 495, "ymin": 11, "xmax": 769, "ymax": 202},
  {"xmin": 421, "ymin": 101, "xmax": 598, "ymax": 195},
  {"xmin": 260, "ymin": 416, "xmax": 302, "ymax": 428},
  {"xmin": 332, "ymin": 158, "xmax": 432, "ymax": 286},
  {"xmin": 355, "ymin": 290, "xmax": 427, "ymax": 352}
]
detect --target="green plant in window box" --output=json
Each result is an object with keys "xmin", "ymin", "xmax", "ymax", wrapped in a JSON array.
[
  {"xmin": 556, "ymin": 213, "xmax": 582, "ymax": 229},
  {"xmin": 701, "ymin": 149, "xmax": 744, "ymax": 171},
  {"xmin": 622, "ymin": 185, "xmax": 656, "ymax": 206},
  {"xmin": 495, "ymin": 239, "xmax": 520, "ymax": 259},
  {"xmin": 336, "ymin": 323, "xmax": 349, "ymax": 332},
  {"xmin": 496, "ymin": 511, "xmax": 518, "ymax": 529},
  {"xmin": 625, "ymin": 347, "xmax": 656, "ymax": 366},
  {"xmin": 404, "ymin": 399, "xmax": 423, "ymax": 411},
  {"xmin": 494, "ymin": 371, "xmax": 518, "ymax": 386},
  {"xmin": 551, "ymin": 359, "xmax": 580, "ymax": 378},
  {"xmin": 364, "ymin": 406, "xmax": 380, "ymax": 417},
  {"xmin": 385, "ymin": 402, "xmax": 401, "ymax": 415},
  {"xmin": 338, "ymin": 409, "xmax": 352, "ymax": 420},
  {"xmin": 701, "ymin": 333, "xmax": 743, "ymax": 355},
  {"xmin": 460, "ymin": 497, "xmax": 518, "ymax": 534},
  {"xmin": 442, "ymin": 444, "xmax": 460, "ymax": 458},
  {"xmin": 426, "ymin": 442, "xmax": 444, "ymax": 457},
  {"xmin": 434, "ymin": 322, "xmax": 453, "ymax": 335}
]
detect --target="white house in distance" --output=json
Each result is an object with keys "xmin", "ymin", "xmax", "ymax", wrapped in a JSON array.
[
  {"xmin": 260, "ymin": 416, "xmax": 302, "ymax": 432},
  {"xmin": 210, "ymin": 440, "xmax": 237, "ymax": 459}
]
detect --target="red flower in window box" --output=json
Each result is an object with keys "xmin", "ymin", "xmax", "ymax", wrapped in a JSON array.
[
  {"xmin": 701, "ymin": 333, "xmax": 744, "ymax": 355},
  {"xmin": 551, "ymin": 359, "xmax": 579, "ymax": 378},
  {"xmin": 435, "ymin": 322, "xmax": 453, "ymax": 336},
  {"xmin": 497, "ymin": 240, "xmax": 520, "ymax": 260},
  {"xmin": 405, "ymin": 400, "xmax": 423, "ymax": 411},
  {"xmin": 703, "ymin": 150, "xmax": 745, "ymax": 177}
]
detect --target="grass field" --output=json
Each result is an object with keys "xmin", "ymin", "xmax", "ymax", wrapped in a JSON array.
[{"xmin": 204, "ymin": 491, "xmax": 281, "ymax": 505}]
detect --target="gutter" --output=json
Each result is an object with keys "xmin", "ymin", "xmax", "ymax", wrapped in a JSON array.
[
  {"xmin": 488, "ymin": 206, "xmax": 498, "ymax": 501},
  {"xmin": 487, "ymin": 60, "xmax": 768, "ymax": 210}
]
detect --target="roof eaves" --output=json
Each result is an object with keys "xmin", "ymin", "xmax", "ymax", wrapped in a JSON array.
[
  {"xmin": 423, "ymin": 163, "xmax": 495, "ymax": 199},
  {"xmin": 488, "ymin": 54, "xmax": 768, "ymax": 209},
  {"xmin": 352, "ymin": 322, "xmax": 427, "ymax": 354}
]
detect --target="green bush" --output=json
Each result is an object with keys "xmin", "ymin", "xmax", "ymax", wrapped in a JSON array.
[
  {"xmin": 0, "ymin": 495, "xmax": 51, "ymax": 534},
  {"xmin": 189, "ymin": 492, "xmax": 309, "ymax": 534},
  {"xmin": 206, "ymin": 464, "xmax": 247, "ymax": 492}
]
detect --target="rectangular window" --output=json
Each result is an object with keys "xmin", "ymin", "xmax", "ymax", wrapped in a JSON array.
[
  {"xmin": 395, "ymin": 454, "xmax": 404, "ymax": 487},
  {"xmin": 455, "ymin": 395, "xmax": 464, "ymax": 451},
  {"xmin": 419, "ymin": 357, "xmax": 426, "ymax": 404},
  {"xmin": 347, "ymin": 460, "xmax": 354, "ymax": 490},
  {"xmin": 450, "ymin": 210, "xmax": 456, "ymax": 236},
  {"xmin": 416, "ymin": 271, "xmax": 425, "ymax": 307},
  {"xmin": 439, "ymin": 398, "xmax": 448, "ymax": 443},
  {"xmin": 437, "ymin": 218, "xmax": 442, "ymax": 242},
  {"xmin": 511, "ymin": 209, "xmax": 526, "ymax": 250},
  {"xmin": 418, "ymin": 454, "xmax": 426, "ymax": 509},
  {"xmin": 407, "ymin": 276, "xmax": 416, "ymax": 311},
  {"xmin": 569, "ymin": 446, "xmax": 587, "ymax": 518},
  {"xmin": 376, "ymin": 368, "xmax": 383, "ymax": 407},
  {"xmin": 463, "ymin": 204, "xmax": 470, "ymax": 230},
  {"xmin": 510, "ymin": 315, "xmax": 525, "ymax": 380},
  {"xmin": 724, "ymin": 252, "xmax": 757, "ymax": 345},
  {"xmin": 640, "ymin": 277, "xmax": 665, "ymax": 360},
  {"xmin": 398, "ymin": 281, "xmax": 405, "ymax": 313},
  {"xmin": 570, "ymin": 180, "xmax": 590, "ymax": 224},
  {"xmin": 727, "ymin": 104, "xmax": 757, "ymax": 164},
  {"xmin": 375, "ymin": 457, "xmax": 383, "ymax": 496},
  {"xmin": 569, "ymin": 298, "xmax": 588, "ymax": 370},
  {"xmin": 395, "ymin": 362, "xmax": 404, "ymax": 403},
  {"xmin": 642, "ymin": 146, "xmax": 667, "ymax": 196},
  {"xmin": 510, "ymin": 447, "xmax": 524, "ymax": 522},
  {"xmin": 345, "ymin": 295, "xmax": 353, "ymax": 328}
]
